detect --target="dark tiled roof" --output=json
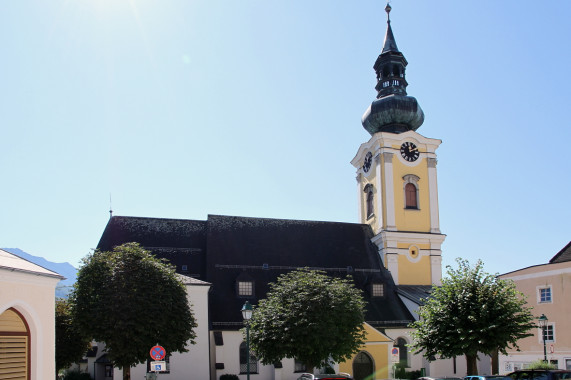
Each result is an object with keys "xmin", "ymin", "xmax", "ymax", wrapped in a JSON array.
[
  {"xmin": 97, "ymin": 216, "xmax": 207, "ymax": 280},
  {"xmin": 97, "ymin": 214, "xmax": 414, "ymax": 330},
  {"xmin": 396, "ymin": 285, "xmax": 433, "ymax": 305},
  {"xmin": 95, "ymin": 354, "xmax": 111, "ymax": 364},
  {"xmin": 549, "ymin": 241, "xmax": 571, "ymax": 264}
]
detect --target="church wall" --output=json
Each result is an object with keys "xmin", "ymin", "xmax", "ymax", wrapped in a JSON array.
[{"xmin": 127, "ymin": 281, "xmax": 211, "ymax": 380}]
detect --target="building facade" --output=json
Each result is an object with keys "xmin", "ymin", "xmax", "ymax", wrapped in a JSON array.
[{"xmin": 499, "ymin": 242, "xmax": 571, "ymax": 372}]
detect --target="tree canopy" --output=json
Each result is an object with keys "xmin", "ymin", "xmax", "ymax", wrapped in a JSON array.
[
  {"xmin": 247, "ymin": 269, "xmax": 366, "ymax": 371},
  {"xmin": 71, "ymin": 243, "xmax": 197, "ymax": 380},
  {"xmin": 55, "ymin": 298, "xmax": 91, "ymax": 373},
  {"xmin": 409, "ymin": 259, "xmax": 535, "ymax": 375}
]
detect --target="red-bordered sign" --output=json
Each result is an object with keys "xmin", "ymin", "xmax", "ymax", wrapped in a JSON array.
[{"xmin": 150, "ymin": 345, "xmax": 166, "ymax": 361}]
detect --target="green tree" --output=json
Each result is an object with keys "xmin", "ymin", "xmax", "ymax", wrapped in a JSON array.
[
  {"xmin": 55, "ymin": 298, "xmax": 91, "ymax": 373},
  {"xmin": 247, "ymin": 269, "xmax": 366, "ymax": 372},
  {"xmin": 71, "ymin": 243, "xmax": 197, "ymax": 380},
  {"xmin": 409, "ymin": 259, "xmax": 535, "ymax": 375}
]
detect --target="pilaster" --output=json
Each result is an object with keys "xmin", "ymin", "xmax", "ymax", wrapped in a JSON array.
[
  {"xmin": 427, "ymin": 157, "xmax": 440, "ymax": 233},
  {"xmin": 382, "ymin": 152, "xmax": 396, "ymax": 231}
]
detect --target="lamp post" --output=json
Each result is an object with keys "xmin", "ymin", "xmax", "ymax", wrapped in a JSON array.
[
  {"xmin": 538, "ymin": 314, "xmax": 548, "ymax": 363},
  {"xmin": 242, "ymin": 301, "xmax": 253, "ymax": 380}
]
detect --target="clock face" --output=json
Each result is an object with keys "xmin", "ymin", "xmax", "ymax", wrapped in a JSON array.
[
  {"xmin": 363, "ymin": 152, "xmax": 372, "ymax": 173},
  {"xmin": 400, "ymin": 142, "xmax": 419, "ymax": 162}
]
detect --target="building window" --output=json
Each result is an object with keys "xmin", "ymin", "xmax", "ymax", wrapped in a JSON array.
[
  {"xmin": 238, "ymin": 281, "xmax": 254, "ymax": 297},
  {"xmin": 402, "ymin": 174, "xmax": 420, "ymax": 210},
  {"xmin": 294, "ymin": 359, "xmax": 306, "ymax": 372},
  {"xmin": 405, "ymin": 183, "xmax": 417, "ymax": 208},
  {"xmin": 240, "ymin": 341, "xmax": 258, "ymax": 374},
  {"xmin": 538, "ymin": 286, "xmax": 552, "ymax": 303},
  {"xmin": 394, "ymin": 337, "xmax": 409, "ymax": 367},
  {"xmin": 408, "ymin": 246, "xmax": 419, "ymax": 259},
  {"xmin": 372, "ymin": 283, "xmax": 384, "ymax": 297},
  {"xmin": 0, "ymin": 308, "xmax": 29, "ymax": 380},
  {"xmin": 181, "ymin": 264, "xmax": 188, "ymax": 272},
  {"xmin": 364, "ymin": 184, "xmax": 374, "ymax": 219},
  {"xmin": 541, "ymin": 324, "xmax": 555, "ymax": 342}
]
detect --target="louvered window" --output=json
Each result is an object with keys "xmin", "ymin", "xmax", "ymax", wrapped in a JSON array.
[
  {"xmin": 0, "ymin": 308, "xmax": 29, "ymax": 380},
  {"xmin": 0, "ymin": 336, "xmax": 28, "ymax": 379}
]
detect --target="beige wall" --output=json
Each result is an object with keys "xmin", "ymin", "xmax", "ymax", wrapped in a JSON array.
[
  {"xmin": 0, "ymin": 266, "xmax": 61, "ymax": 379},
  {"xmin": 499, "ymin": 261, "xmax": 571, "ymax": 372}
]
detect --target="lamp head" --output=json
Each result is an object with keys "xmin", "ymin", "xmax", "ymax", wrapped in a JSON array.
[{"xmin": 242, "ymin": 301, "xmax": 253, "ymax": 321}]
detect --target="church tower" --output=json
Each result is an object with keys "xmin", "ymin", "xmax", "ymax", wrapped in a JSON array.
[{"xmin": 351, "ymin": 4, "xmax": 445, "ymax": 286}]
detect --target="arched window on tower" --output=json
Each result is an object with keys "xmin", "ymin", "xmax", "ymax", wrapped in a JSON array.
[
  {"xmin": 364, "ymin": 184, "xmax": 374, "ymax": 219},
  {"xmin": 405, "ymin": 183, "xmax": 417, "ymax": 209},
  {"xmin": 402, "ymin": 174, "xmax": 420, "ymax": 210}
]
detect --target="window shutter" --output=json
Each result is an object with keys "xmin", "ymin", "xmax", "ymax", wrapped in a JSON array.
[{"xmin": 0, "ymin": 335, "xmax": 28, "ymax": 380}]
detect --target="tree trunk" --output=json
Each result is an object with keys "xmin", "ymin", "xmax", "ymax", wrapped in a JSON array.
[
  {"xmin": 122, "ymin": 366, "xmax": 130, "ymax": 380},
  {"xmin": 466, "ymin": 354, "xmax": 478, "ymax": 375},
  {"xmin": 491, "ymin": 349, "xmax": 499, "ymax": 375}
]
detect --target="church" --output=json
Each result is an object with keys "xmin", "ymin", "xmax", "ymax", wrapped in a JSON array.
[{"xmin": 92, "ymin": 5, "xmax": 489, "ymax": 380}]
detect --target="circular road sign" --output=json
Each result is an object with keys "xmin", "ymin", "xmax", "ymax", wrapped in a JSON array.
[{"xmin": 150, "ymin": 345, "xmax": 166, "ymax": 361}]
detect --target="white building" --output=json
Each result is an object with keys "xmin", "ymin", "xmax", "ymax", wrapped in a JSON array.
[{"xmin": 0, "ymin": 248, "xmax": 63, "ymax": 380}]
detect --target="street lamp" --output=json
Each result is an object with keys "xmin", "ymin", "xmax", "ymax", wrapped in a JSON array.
[
  {"xmin": 538, "ymin": 314, "xmax": 548, "ymax": 363},
  {"xmin": 242, "ymin": 301, "xmax": 253, "ymax": 380}
]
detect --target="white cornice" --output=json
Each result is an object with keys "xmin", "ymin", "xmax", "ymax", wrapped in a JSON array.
[
  {"xmin": 352, "ymin": 130, "xmax": 442, "ymax": 168},
  {"xmin": 501, "ymin": 265, "xmax": 571, "ymax": 281}
]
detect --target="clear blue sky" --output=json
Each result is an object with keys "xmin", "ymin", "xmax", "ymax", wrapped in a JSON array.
[{"xmin": 2, "ymin": 0, "xmax": 569, "ymax": 276}]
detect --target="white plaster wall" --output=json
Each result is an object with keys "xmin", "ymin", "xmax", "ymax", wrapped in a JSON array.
[
  {"xmin": 215, "ymin": 330, "xmax": 316, "ymax": 380},
  {"xmin": 384, "ymin": 328, "xmax": 491, "ymax": 378},
  {"xmin": 0, "ymin": 268, "xmax": 60, "ymax": 380},
  {"xmin": 129, "ymin": 282, "xmax": 211, "ymax": 380}
]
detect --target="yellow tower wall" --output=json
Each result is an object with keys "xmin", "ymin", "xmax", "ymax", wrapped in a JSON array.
[{"xmin": 391, "ymin": 146, "xmax": 431, "ymax": 233}]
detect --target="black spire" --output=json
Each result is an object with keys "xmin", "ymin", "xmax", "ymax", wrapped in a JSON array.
[
  {"xmin": 361, "ymin": 4, "xmax": 424, "ymax": 135},
  {"xmin": 381, "ymin": 4, "xmax": 399, "ymax": 54},
  {"xmin": 374, "ymin": 3, "xmax": 408, "ymax": 98}
]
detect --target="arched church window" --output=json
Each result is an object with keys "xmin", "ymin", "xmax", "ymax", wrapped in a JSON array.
[
  {"xmin": 395, "ymin": 337, "xmax": 409, "ymax": 367},
  {"xmin": 239, "ymin": 341, "xmax": 258, "ymax": 374},
  {"xmin": 364, "ymin": 184, "xmax": 374, "ymax": 219},
  {"xmin": 402, "ymin": 174, "xmax": 420, "ymax": 210}
]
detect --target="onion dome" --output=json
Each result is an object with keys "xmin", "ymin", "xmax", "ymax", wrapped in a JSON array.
[{"xmin": 362, "ymin": 4, "xmax": 424, "ymax": 135}]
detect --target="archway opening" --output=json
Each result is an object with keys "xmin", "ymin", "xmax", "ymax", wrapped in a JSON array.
[{"xmin": 353, "ymin": 351, "xmax": 374, "ymax": 380}]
